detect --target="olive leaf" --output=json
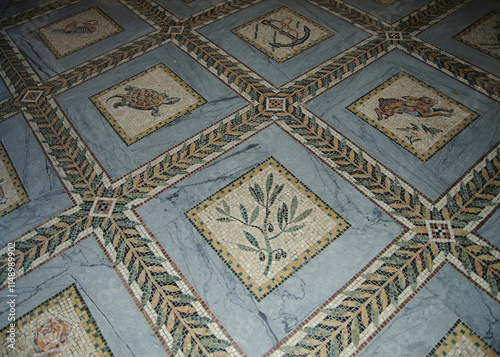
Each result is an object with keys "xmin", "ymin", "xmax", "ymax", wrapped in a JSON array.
[
  {"xmin": 291, "ymin": 208, "xmax": 313, "ymax": 223},
  {"xmin": 269, "ymin": 183, "xmax": 284, "ymax": 206},
  {"xmin": 239, "ymin": 203, "xmax": 248, "ymax": 223},
  {"xmin": 284, "ymin": 224, "xmax": 305, "ymax": 232},
  {"xmin": 244, "ymin": 231, "xmax": 260, "ymax": 248},
  {"xmin": 290, "ymin": 196, "xmax": 298, "ymax": 220},
  {"xmin": 266, "ymin": 173, "xmax": 273, "ymax": 194},
  {"xmin": 249, "ymin": 206, "xmax": 259, "ymax": 224},
  {"xmin": 236, "ymin": 243, "xmax": 259, "ymax": 252}
]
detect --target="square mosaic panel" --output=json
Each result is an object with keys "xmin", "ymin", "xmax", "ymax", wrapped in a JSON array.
[
  {"xmin": 35, "ymin": 6, "xmax": 124, "ymax": 59},
  {"xmin": 0, "ymin": 284, "xmax": 113, "ymax": 356},
  {"xmin": 454, "ymin": 11, "xmax": 500, "ymax": 60},
  {"xmin": 90, "ymin": 62, "xmax": 207, "ymax": 145},
  {"xmin": 0, "ymin": 141, "xmax": 29, "ymax": 218},
  {"xmin": 347, "ymin": 71, "xmax": 480, "ymax": 161},
  {"xmin": 185, "ymin": 157, "xmax": 350, "ymax": 301},
  {"xmin": 231, "ymin": 6, "xmax": 334, "ymax": 63},
  {"xmin": 427, "ymin": 319, "xmax": 500, "ymax": 357}
]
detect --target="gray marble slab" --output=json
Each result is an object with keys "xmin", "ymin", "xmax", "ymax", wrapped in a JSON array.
[
  {"xmin": 0, "ymin": 0, "xmax": 50, "ymax": 19},
  {"xmin": 367, "ymin": 263, "xmax": 500, "ymax": 356},
  {"xmin": 419, "ymin": 0, "xmax": 500, "ymax": 77},
  {"xmin": 199, "ymin": 0, "xmax": 370, "ymax": 87},
  {"xmin": 7, "ymin": 0, "xmax": 154, "ymax": 80},
  {"xmin": 138, "ymin": 125, "xmax": 402, "ymax": 357},
  {"xmin": 359, "ymin": 264, "xmax": 500, "ymax": 356},
  {"xmin": 0, "ymin": 236, "xmax": 166, "ymax": 356},
  {"xmin": 0, "ymin": 114, "xmax": 72, "ymax": 245},
  {"xmin": 56, "ymin": 42, "xmax": 246, "ymax": 180},
  {"xmin": 306, "ymin": 49, "xmax": 499, "ymax": 201},
  {"xmin": 479, "ymin": 209, "xmax": 500, "ymax": 250}
]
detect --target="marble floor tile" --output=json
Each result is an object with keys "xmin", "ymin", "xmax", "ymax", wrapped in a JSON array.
[{"xmin": 0, "ymin": 0, "xmax": 499, "ymax": 356}]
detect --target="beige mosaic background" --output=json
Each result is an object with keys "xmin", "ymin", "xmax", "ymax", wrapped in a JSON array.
[
  {"xmin": 350, "ymin": 73, "xmax": 475, "ymax": 158},
  {"xmin": 92, "ymin": 63, "xmax": 206, "ymax": 144},
  {"xmin": 455, "ymin": 12, "xmax": 500, "ymax": 59},
  {"xmin": 196, "ymin": 164, "xmax": 344, "ymax": 287},
  {"xmin": 232, "ymin": 6, "xmax": 334, "ymax": 62}
]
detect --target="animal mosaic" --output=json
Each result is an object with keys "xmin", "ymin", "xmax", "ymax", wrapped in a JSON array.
[
  {"xmin": 375, "ymin": 96, "xmax": 454, "ymax": 120},
  {"xmin": 106, "ymin": 86, "xmax": 181, "ymax": 116},
  {"xmin": 53, "ymin": 20, "xmax": 98, "ymax": 34}
]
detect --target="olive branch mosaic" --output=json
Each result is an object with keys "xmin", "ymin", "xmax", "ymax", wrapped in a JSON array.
[{"xmin": 186, "ymin": 157, "xmax": 350, "ymax": 300}]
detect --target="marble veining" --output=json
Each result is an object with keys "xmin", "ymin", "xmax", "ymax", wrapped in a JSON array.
[{"xmin": 0, "ymin": 0, "xmax": 499, "ymax": 356}]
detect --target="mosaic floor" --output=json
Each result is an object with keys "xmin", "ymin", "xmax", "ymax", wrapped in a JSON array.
[{"xmin": 0, "ymin": 0, "xmax": 499, "ymax": 356}]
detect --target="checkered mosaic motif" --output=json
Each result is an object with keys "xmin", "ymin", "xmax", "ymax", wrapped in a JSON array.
[{"xmin": 185, "ymin": 157, "xmax": 350, "ymax": 301}]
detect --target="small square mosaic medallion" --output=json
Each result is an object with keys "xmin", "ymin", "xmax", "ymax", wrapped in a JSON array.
[
  {"xmin": 454, "ymin": 11, "xmax": 500, "ymax": 60},
  {"xmin": 185, "ymin": 157, "xmax": 350, "ymax": 301},
  {"xmin": 231, "ymin": 6, "xmax": 334, "ymax": 63},
  {"xmin": 35, "ymin": 6, "xmax": 123, "ymax": 59},
  {"xmin": 0, "ymin": 284, "xmax": 113, "ymax": 356},
  {"xmin": 90, "ymin": 63, "xmax": 207, "ymax": 145},
  {"xmin": 347, "ymin": 72, "xmax": 479, "ymax": 161},
  {"xmin": 0, "ymin": 141, "xmax": 29, "ymax": 218},
  {"xmin": 427, "ymin": 319, "xmax": 500, "ymax": 356}
]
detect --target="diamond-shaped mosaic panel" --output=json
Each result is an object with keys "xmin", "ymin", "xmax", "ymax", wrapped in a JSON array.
[
  {"xmin": 454, "ymin": 11, "xmax": 500, "ymax": 60},
  {"xmin": 0, "ymin": 141, "xmax": 29, "ymax": 218},
  {"xmin": 90, "ymin": 62, "xmax": 207, "ymax": 145},
  {"xmin": 347, "ymin": 71, "xmax": 480, "ymax": 161},
  {"xmin": 231, "ymin": 6, "xmax": 334, "ymax": 63},
  {"xmin": 0, "ymin": 284, "xmax": 113, "ymax": 356},
  {"xmin": 427, "ymin": 319, "xmax": 500, "ymax": 357},
  {"xmin": 185, "ymin": 157, "xmax": 350, "ymax": 301},
  {"xmin": 36, "ymin": 6, "xmax": 124, "ymax": 59}
]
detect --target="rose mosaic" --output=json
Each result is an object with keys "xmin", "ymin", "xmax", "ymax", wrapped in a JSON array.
[
  {"xmin": 427, "ymin": 319, "xmax": 500, "ymax": 357},
  {"xmin": 231, "ymin": 6, "xmax": 334, "ymax": 63},
  {"xmin": 347, "ymin": 71, "xmax": 480, "ymax": 161},
  {"xmin": 0, "ymin": 284, "xmax": 113, "ymax": 356},
  {"xmin": 35, "ymin": 6, "xmax": 124, "ymax": 59},
  {"xmin": 454, "ymin": 11, "xmax": 500, "ymax": 60},
  {"xmin": 0, "ymin": 141, "xmax": 29, "ymax": 218},
  {"xmin": 90, "ymin": 62, "xmax": 207, "ymax": 145},
  {"xmin": 185, "ymin": 157, "xmax": 350, "ymax": 301}
]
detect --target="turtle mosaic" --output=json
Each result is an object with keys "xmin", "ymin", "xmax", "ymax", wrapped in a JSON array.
[{"xmin": 106, "ymin": 86, "xmax": 181, "ymax": 116}]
